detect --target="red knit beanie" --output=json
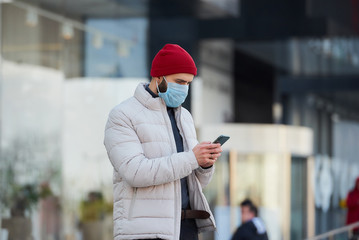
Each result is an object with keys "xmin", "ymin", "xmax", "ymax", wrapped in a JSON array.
[{"xmin": 150, "ymin": 44, "xmax": 197, "ymax": 77}]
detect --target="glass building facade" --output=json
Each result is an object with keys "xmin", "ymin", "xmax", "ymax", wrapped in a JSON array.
[{"xmin": 0, "ymin": 1, "xmax": 148, "ymax": 239}]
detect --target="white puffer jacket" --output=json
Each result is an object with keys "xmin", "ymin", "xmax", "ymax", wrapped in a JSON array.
[{"xmin": 104, "ymin": 83, "xmax": 216, "ymax": 240}]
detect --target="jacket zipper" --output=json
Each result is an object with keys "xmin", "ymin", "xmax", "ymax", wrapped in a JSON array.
[
  {"xmin": 176, "ymin": 110, "xmax": 188, "ymax": 151},
  {"xmin": 128, "ymin": 187, "xmax": 137, "ymax": 220},
  {"xmin": 160, "ymin": 102, "xmax": 180, "ymax": 238}
]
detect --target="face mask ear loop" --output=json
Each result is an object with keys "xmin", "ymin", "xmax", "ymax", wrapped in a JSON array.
[{"xmin": 155, "ymin": 78, "xmax": 161, "ymax": 94}]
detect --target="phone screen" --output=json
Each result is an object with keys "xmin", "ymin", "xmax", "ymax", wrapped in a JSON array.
[{"xmin": 213, "ymin": 135, "xmax": 230, "ymax": 146}]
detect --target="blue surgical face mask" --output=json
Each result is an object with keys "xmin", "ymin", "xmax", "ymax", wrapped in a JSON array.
[{"xmin": 156, "ymin": 76, "xmax": 189, "ymax": 108}]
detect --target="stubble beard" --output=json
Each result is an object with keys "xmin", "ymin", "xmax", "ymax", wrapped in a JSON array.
[{"xmin": 158, "ymin": 79, "xmax": 167, "ymax": 93}]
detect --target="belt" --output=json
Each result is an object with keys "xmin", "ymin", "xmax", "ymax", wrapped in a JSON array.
[{"xmin": 181, "ymin": 210, "xmax": 210, "ymax": 220}]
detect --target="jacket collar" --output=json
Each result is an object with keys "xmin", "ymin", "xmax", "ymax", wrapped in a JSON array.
[{"xmin": 134, "ymin": 83, "xmax": 165, "ymax": 111}]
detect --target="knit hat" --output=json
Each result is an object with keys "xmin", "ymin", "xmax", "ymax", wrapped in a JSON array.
[{"xmin": 150, "ymin": 44, "xmax": 197, "ymax": 77}]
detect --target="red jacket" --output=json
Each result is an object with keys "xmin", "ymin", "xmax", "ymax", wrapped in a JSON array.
[{"xmin": 346, "ymin": 177, "xmax": 359, "ymax": 225}]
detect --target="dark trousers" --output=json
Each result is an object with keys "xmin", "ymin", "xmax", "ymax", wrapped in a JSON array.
[
  {"xmin": 141, "ymin": 218, "xmax": 198, "ymax": 240},
  {"xmin": 180, "ymin": 219, "xmax": 198, "ymax": 240}
]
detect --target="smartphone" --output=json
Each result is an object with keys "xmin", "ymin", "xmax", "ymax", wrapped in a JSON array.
[{"xmin": 213, "ymin": 135, "xmax": 230, "ymax": 146}]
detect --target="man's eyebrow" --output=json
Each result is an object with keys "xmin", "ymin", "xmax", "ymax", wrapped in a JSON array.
[{"xmin": 175, "ymin": 78, "xmax": 192, "ymax": 83}]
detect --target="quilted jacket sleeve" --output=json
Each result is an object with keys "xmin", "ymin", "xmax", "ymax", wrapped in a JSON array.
[
  {"xmin": 104, "ymin": 106, "xmax": 200, "ymax": 188},
  {"xmin": 195, "ymin": 166, "xmax": 215, "ymax": 189}
]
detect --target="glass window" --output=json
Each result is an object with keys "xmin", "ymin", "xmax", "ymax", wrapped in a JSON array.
[{"xmin": 0, "ymin": 1, "xmax": 148, "ymax": 239}]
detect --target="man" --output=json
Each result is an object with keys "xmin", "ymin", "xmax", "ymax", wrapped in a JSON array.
[
  {"xmin": 231, "ymin": 199, "xmax": 269, "ymax": 240},
  {"xmin": 104, "ymin": 44, "xmax": 222, "ymax": 240},
  {"xmin": 346, "ymin": 177, "xmax": 359, "ymax": 237}
]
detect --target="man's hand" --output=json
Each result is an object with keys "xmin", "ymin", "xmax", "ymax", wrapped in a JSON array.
[{"xmin": 192, "ymin": 142, "xmax": 222, "ymax": 168}]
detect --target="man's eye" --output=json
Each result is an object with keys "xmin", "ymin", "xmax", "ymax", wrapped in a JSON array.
[{"xmin": 176, "ymin": 80, "xmax": 191, "ymax": 85}]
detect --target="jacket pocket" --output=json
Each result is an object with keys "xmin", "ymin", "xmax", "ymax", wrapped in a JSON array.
[{"xmin": 128, "ymin": 187, "xmax": 137, "ymax": 220}]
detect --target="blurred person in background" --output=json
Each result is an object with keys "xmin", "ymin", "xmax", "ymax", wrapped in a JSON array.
[
  {"xmin": 104, "ymin": 44, "xmax": 222, "ymax": 240},
  {"xmin": 231, "ymin": 199, "xmax": 269, "ymax": 240},
  {"xmin": 346, "ymin": 177, "xmax": 359, "ymax": 238}
]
